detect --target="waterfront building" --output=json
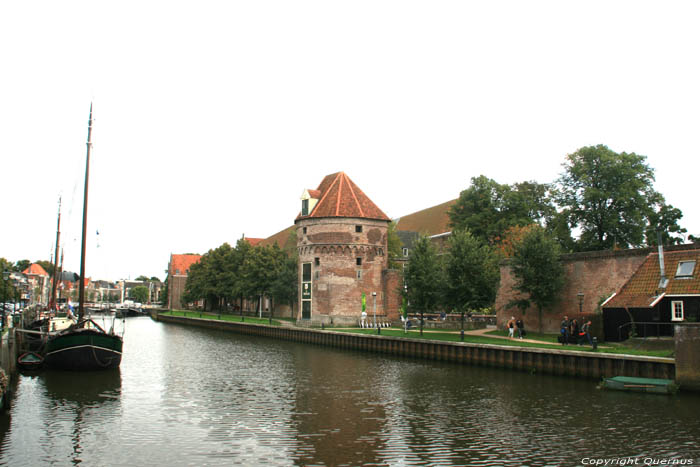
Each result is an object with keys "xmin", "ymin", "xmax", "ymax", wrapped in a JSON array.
[
  {"xmin": 22, "ymin": 263, "xmax": 50, "ymax": 306},
  {"xmin": 167, "ymin": 254, "xmax": 202, "ymax": 310},
  {"xmin": 295, "ymin": 172, "xmax": 401, "ymax": 326}
]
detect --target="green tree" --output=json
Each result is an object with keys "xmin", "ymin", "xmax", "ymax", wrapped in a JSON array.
[
  {"xmin": 645, "ymin": 202, "xmax": 687, "ymax": 246},
  {"xmin": 241, "ymin": 245, "xmax": 283, "ymax": 318},
  {"xmin": 555, "ymin": 144, "xmax": 685, "ymax": 250},
  {"xmin": 443, "ymin": 230, "xmax": 500, "ymax": 338},
  {"xmin": 404, "ymin": 236, "xmax": 444, "ymax": 336},
  {"xmin": 270, "ymin": 251, "xmax": 298, "ymax": 320},
  {"xmin": 449, "ymin": 175, "xmax": 554, "ymax": 246},
  {"xmin": 14, "ymin": 259, "xmax": 31, "ymax": 272},
  {"xmin": 135, "ymin": 275, "xmax": 150, "ymax": 282},
  {"xmin": 386, "ymin": 221, "xmax": 403, "ymax": 269},
  {"xmin": 129, "ymin": 285, "xmax": 149, "ymax": 303},
  {"xmin": 509, "ymin": 226, "xmax": 565, "ymax": 334}
]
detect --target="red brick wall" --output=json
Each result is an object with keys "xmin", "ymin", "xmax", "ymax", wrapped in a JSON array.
[
  {"xmin": 297, "ymin": 217, "xmax": 389, "ymax": 325},
  {"xmin": 495, "ymin": 249, "xmax": 649, "ymax": 333}
]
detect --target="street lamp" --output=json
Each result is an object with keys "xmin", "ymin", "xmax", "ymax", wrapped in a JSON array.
[
  {"xmin": 372, "ymin": 292, "xmax": 378, "ymax": 335},
  {"xmin": 577, "ymin": 292, "xmax": 584, "ymax": 314}
]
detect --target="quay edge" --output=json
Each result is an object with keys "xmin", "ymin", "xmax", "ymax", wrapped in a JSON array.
[{"xmin": 152, "ymin": 312, "xmax": 679, "ymax": 385}]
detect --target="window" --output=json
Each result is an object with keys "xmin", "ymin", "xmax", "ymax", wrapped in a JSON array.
[
  {"xmin": 302, "ymin": 199, "xmax": 309, "ymax": 216},
  {"xmin": 302, "ymin": 263, "xmax": 311, "ymax": 282},
  {"xmin": 355, "ymin": 225, "xmax": 363, "ymax": 233},
  {"xmin": 402, "ymin": 247, "xmax": 409, "ymax": 257},
  {"xmin": 672, "ymin": 300, "xmax": 684, "ymax": 321},
  {"xmin": 356, "ymin": 257, "xmax": 362, "ymax": 266},
  {"xmin": 315, "ymin": 258, "xmax": 320, "ymax": 266},
  {"xmin": 303, "ymin": 227, "xmax": 307, "ymax": 235},
  {"xmin": 675, "ymin": 261, "xmax": 696, "ymax": 278},
  {"xmin": 356, "ymin": 270, "xmax": 362, "ymax": 279}
]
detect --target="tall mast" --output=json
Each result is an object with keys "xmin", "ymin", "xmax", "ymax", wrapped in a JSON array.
[
  {"xmin": 78, "ymin": 103, "xmax": 93, "ymax": 320},
  {"xmin": 48, "ymin": 197, "xmax": 61, "ymax": 311}
]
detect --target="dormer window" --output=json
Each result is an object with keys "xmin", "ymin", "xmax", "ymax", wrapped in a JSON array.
[
  {"xmin": 676, "ymin": 261, "xmax": 696, "ymax": 278},
  {"xmin": 300, "ymin": 189, "xmax": 320, "ymax": 217}
]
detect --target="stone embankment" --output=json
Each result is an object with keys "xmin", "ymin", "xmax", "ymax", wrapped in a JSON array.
[{"xmin": 153, "ymin": 312, "xmax": 675, "ymax": 382}]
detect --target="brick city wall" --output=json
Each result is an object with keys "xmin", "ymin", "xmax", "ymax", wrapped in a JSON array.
[
  {"xmin": 297, "ymin": 218, "xmax": 389, "ymax": 325},
  {"xmin": 495, "ymin": 248, "xmax": 650, "ymax": 334}
]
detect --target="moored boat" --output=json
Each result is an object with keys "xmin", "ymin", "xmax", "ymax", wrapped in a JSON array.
[
  {"xmin": 44, "ymin": 104, "xmax": 124, "ymax": 371},
  {"xmin": 17, "ymin": 351, "xmax": 45, "ymax": 371},
  {"xmin": 602, "ymin": 376, "xmax": 677, "ymax": 394},
  {"xmin": 45, "ymin": 318, "xmax": 122, "ymax": 370}
]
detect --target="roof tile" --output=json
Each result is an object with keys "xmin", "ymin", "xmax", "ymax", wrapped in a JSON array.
[
  {"xmin": 296, "ymin": 172, "xmax": 390, "ymax": 221},
  {"xmin": 604, "ymin": 248, "xmax": 700, "ymax": 308}
]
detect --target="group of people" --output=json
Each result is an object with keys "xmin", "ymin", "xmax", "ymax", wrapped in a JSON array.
[
  {"xmin": 506, "ymin": 316, "xmax": 526, "ymax": 339},
  {"xmin": 560, "ymin": 316, "xmax": 593, "ymax": 346}
]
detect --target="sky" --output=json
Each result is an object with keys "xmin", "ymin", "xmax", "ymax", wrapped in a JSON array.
[{"xmin": 1, "ymin": 1, "xmax": 699, "ymax": 282}]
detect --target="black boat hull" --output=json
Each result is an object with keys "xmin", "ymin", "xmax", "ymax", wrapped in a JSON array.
[{"xmin": 45, "ymin": 328, "xmax": 123, "ymax": 371}]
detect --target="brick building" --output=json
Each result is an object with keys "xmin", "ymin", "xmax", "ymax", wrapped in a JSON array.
[
  {"xmin": 167, "ymin": 254, "xmax": 202, "ymax": 310},
  {"xmin": 295, "ymin": 172, "xmax": 402, "ymax": 326}
]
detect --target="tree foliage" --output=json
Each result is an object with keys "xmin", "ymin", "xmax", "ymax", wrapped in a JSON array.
[
  {"xmin": 443, "ymin": 230, "xmax": 500, "ymax": 314},
  {"xmin": 448, "ymin": 175, "xmax": 554, "ymax": 246},
  {"xmin": 129, "ymin": 285, "xmax": 149, "ymax": 303},
  {"xmin": 181, "ymin": 238, "xmax": 297, "ymax": 314},
  {"xmin": 554, "ymin": 145, "xmax": 685, "ymax": 250},
  {"xmin": 509, "ymin": 226, "xmax": 565, "ymax": 333},
  {"xmin": 386, "ymin": 221, "xmax": 403, "ymax": 269},
  {"xmin": 403, "ymin": 236, "xmax": 443, "ymax": 335}
]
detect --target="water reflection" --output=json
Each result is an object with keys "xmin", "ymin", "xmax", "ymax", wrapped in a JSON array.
[{"xmin": 1, "ymin": 317, "xmax": 699, "ymax": 466}]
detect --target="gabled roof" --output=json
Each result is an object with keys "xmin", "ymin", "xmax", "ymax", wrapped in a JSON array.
[
  {"xmin": 604, "ymin": 246, "xmax": 700, "ymax": 309},
  {"xmin": 23, "ymin": 263, "xmax": 49, "ymax": 276},
  {"xmin": 244, "ymin": 237, "xmax": 265, "ymax": 247},
  {"xmin": 394, "ymin": 199, "xmax": 457, "ymax": 237},
  {"xmin": 296, "ymin": 172, "xmax": 390, "ymax": 222},
  {"xmin": 169, "ymin": 254, "xmax": 202, "ymax": 276},
  {"xmin": 258, "ymin": 225, "xmax": 296, "ymax": 251}
]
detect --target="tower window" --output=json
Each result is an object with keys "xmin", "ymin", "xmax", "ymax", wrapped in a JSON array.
[
  {"xmin": 315, "ymin": 258, "xmax": 320, "ymax": 266},
  {"xmin": 355, "ymin": 225, "xmax": 363, "ymax": 233},
  {"xmin": 303, "ymin": 227, "xmax": 307, "ymax": 235},
  {"xmin": 356, "ymin": 257, "xmax": 362, "ymax": 266}
]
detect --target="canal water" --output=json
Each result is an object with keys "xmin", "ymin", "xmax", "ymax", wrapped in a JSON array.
[{"xmin": 1, "ymin": 316, "xmax": 699, "ymax": 466}]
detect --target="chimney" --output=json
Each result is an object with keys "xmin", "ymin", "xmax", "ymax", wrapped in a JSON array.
[{"xmin": 657, "ymin": 230, "xmax": 668, "ymax": 289}]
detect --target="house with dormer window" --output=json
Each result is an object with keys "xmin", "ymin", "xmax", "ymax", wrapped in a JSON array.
[{"xmin": 602, "ymin": 247, "xmax": 700, "ymax": 341}]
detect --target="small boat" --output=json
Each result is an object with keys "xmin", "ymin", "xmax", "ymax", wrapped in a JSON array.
[
  {"xmin": 17, "ymin": 351, "xmax": 45, "ymax": 371},
  {"xmin": 602, "ymin": 376, "xmax": 677, "ymax": 394}
]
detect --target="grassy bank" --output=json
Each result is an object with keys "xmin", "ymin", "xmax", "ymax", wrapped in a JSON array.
[
  {"xmin": 162, "ymin": 310, "xmax": 284, "ymax": 326},
  {"xmin": 159, "ymin": 311, "xmax": 673, "ymax": 358}
]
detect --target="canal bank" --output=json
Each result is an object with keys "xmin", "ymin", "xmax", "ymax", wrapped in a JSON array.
[{"xmin": 152, "ymin": 312, "xmax": 677, "ymax": 384}]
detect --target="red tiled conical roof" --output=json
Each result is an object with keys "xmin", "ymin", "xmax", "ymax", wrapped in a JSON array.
[{"xmin": 297, "ymin": 172, "xmax": 390, "ymax": 222}]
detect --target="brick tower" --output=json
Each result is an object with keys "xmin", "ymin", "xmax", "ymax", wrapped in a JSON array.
[{"xmin": 295, "ymin": 172, "xmax": 398, "ymax": 326}]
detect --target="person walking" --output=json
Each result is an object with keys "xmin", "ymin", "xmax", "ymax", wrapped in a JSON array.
[
  {"xmin": 582, "ymin": 320, "xmax": 593, "ymax": 346},
  {"xmin": 507, "ymin": 316, "xmax": 516, "ymax": 338},
  {"xmin": 516, "ymin": 318, "xmax": 525, "ymax": 339},
  {"xmin": 560, "ymin": 316, "xmax": 570, "ymax": 345}
]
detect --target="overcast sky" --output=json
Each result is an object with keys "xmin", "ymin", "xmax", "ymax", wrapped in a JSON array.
[{"xmin": 1, "ymin": 1, "xmax": 699, "ymax": 282}]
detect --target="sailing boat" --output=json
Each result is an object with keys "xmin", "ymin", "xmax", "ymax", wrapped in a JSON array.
[{"xmin": 44, "ymin": 104, "xmax": 123, "ymax": 371}]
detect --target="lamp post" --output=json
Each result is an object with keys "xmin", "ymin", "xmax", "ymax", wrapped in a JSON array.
[
  {"xmin": 372, "ymin": 292, "xmax": 378, "ymax": 335},
  {"xmin": 577, "ymin": 292, "xmax": 584, "ymax": 314}
]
